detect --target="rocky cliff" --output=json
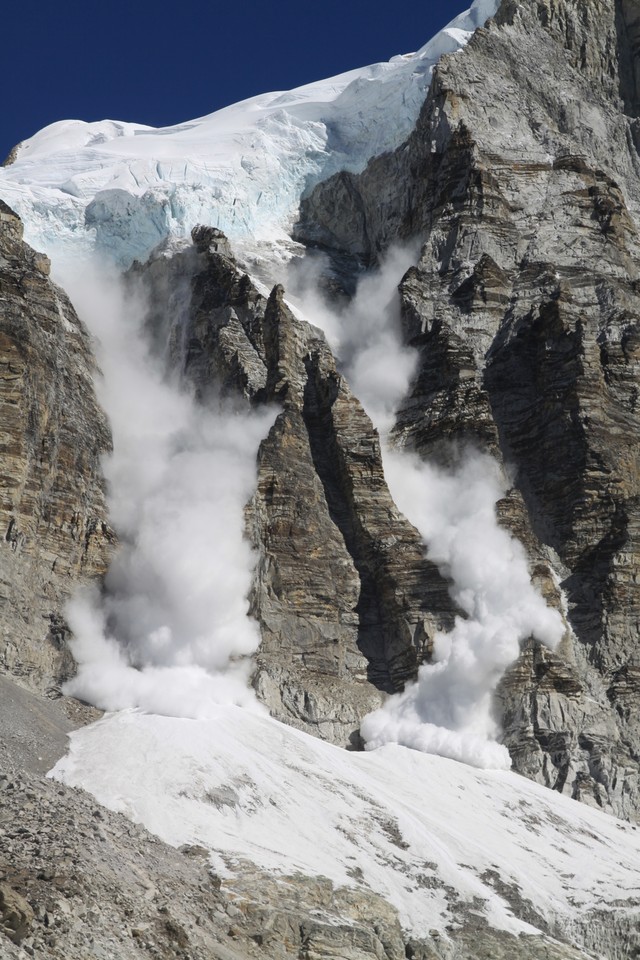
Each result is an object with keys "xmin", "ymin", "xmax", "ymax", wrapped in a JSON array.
[
  {"xmin": 3, "ymin": 209, "xmax": 624, "ymax": 959},
  {"xmin": 0, "ymin": 201, "xmax": 113, "ymax": 694},
  {"xmin": 122, "ymin": 0, "xmax": 640, "ymax": 823},
  {"xmin": 133, "ymin": 230, "xmax": 458, "ymax": 746},
  {"xmin": 292, "ymin": 0, "xmax": 640, "ymax": 821}
]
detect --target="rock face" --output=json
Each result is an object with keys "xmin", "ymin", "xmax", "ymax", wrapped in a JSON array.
[
  {"xmin": 134, "ymin": 231, "xmax": 457, "ymax": 745},
  {"xmin": 2, "ymin": 4, "xmax": 640, "ymax": 957},
  {"xmin": 295, "ymin": 0, "xmax": 640, "ymax": 818},
  {"xmin": 0, "ymin": 880, "xmax": 34, "ymax": 944},
  {"xmin": 0, "ymin": 201, "xmax": 113, "ymax": 693},
  {"xmin": 5, "ymin": 0, "xmax": 639, "ymax": 825}
]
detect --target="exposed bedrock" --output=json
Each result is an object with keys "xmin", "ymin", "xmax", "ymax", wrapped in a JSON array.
[
  {"xmin": 133, "ymin": 232, "xmax": 457, "ymax": 746},
  {"xmin": 294, "ymin": 0, "xmax": 640, "ymax": 818},
  {"xmin": 0, "ymin": 201, "xmax": 113, "ymax": 694}
]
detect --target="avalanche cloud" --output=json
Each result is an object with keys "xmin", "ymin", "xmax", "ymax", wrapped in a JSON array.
[
  {"xmin": 57, "ymin": 260, "xmax": 276, "ymax": 717},
  {"xmin": 289, "ymin": 247, "xmax": 565, "ymax": 768}
]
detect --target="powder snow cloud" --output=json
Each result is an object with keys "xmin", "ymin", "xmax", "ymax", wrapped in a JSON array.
[
  {"xmin": 57, "ymin": 260, "xmax": 276, "ymax": 717},
  {"xmin": 289, "ymin": 245, "xmax": 565, "ymax": 769}
]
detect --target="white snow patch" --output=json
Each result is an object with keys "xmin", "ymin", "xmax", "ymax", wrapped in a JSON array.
[{"xmin": 50, "ymin": 707, "xmax": 640, "ymax": 940}]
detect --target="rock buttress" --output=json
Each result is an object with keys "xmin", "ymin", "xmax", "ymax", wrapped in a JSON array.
[
  {"xmin": 134, "ymin": 232, "xmax": 456, "ymax": 746},
  {"xmin": 0, "ymin": 201, "xmax": 113, "ymax": 692}
]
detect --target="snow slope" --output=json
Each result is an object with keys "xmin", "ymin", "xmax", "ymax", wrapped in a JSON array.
[
  {"xmin": 0, "ymin": 0, "xmax": 498, "ymax": 266},
  {"xmin": 51, "ymin": 706, "xmax": 640, "ymax": 950}
]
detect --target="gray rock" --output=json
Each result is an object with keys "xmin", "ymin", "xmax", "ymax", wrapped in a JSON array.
[
  {"xmin": 0, "ymin": 202, "xmax": 114, "ymax": 695},
  {"xmin": 191, "ymin": 224, "xmax": 234, "ymax": 258},
  {"xmin": 132, "ymin": 232, "xmax": 458, "ymax": 746},
  {"xmin": 1, "ymin": 144, "xmax": 21, "ymax": 168},
  {"xmin": 0, "ymin": 881, "xmax": 34, "ymax": 944},
  {"xmin": 294, "ymin": 0, "xmax": 640, "ymax": 818}
]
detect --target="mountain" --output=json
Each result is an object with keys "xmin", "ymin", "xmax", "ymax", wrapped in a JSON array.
[
  {"xmin": 0, "ymin": 201, "xmax": 113, "ymax": 692},
  {"xmin": 1, "ymin": 1, "xmax": 640, "ymax": 958},
  {"xmin": 0, "ymin": 0, "xmax": 497, "ymax": 267}
]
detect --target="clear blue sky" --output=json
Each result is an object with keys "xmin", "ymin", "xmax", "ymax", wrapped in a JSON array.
[{"xmin": 4, "ymin": 1, "xmax": 466, "ymax": 161}]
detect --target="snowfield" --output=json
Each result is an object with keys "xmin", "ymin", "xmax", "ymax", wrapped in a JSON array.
[
  {"xmin": 51, "ymin": 706, "xmax": 640, "ymax": 947},
  {"xmin": 0, "ymin": 1, "xmax": 499, "ymax": 266}
]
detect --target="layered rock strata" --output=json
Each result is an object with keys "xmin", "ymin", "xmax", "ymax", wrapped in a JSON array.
[
  {"xmin": 3, "ymin": 0, "xmax": 639, "ymax": 827},
  {"xmin": 134, "ymin": 229, "xmax": 457, "ymax": 745},
  {"xmin": 0, "ymin": 201, "xmax": 113, "ymax": 693},
  {"xmin": 295, "ymin": 0, "xmax": 640, "ymax": 818}
]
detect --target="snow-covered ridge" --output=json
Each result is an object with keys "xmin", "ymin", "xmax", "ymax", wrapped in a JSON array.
[{"xmin": 0, "ymin": 0, "xmax": 498, "ymax": 266}]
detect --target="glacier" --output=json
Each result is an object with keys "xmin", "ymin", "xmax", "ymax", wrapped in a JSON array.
[{"xmin": 0, "ymin": 0, "xmax": 499, "ymax": 267}]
